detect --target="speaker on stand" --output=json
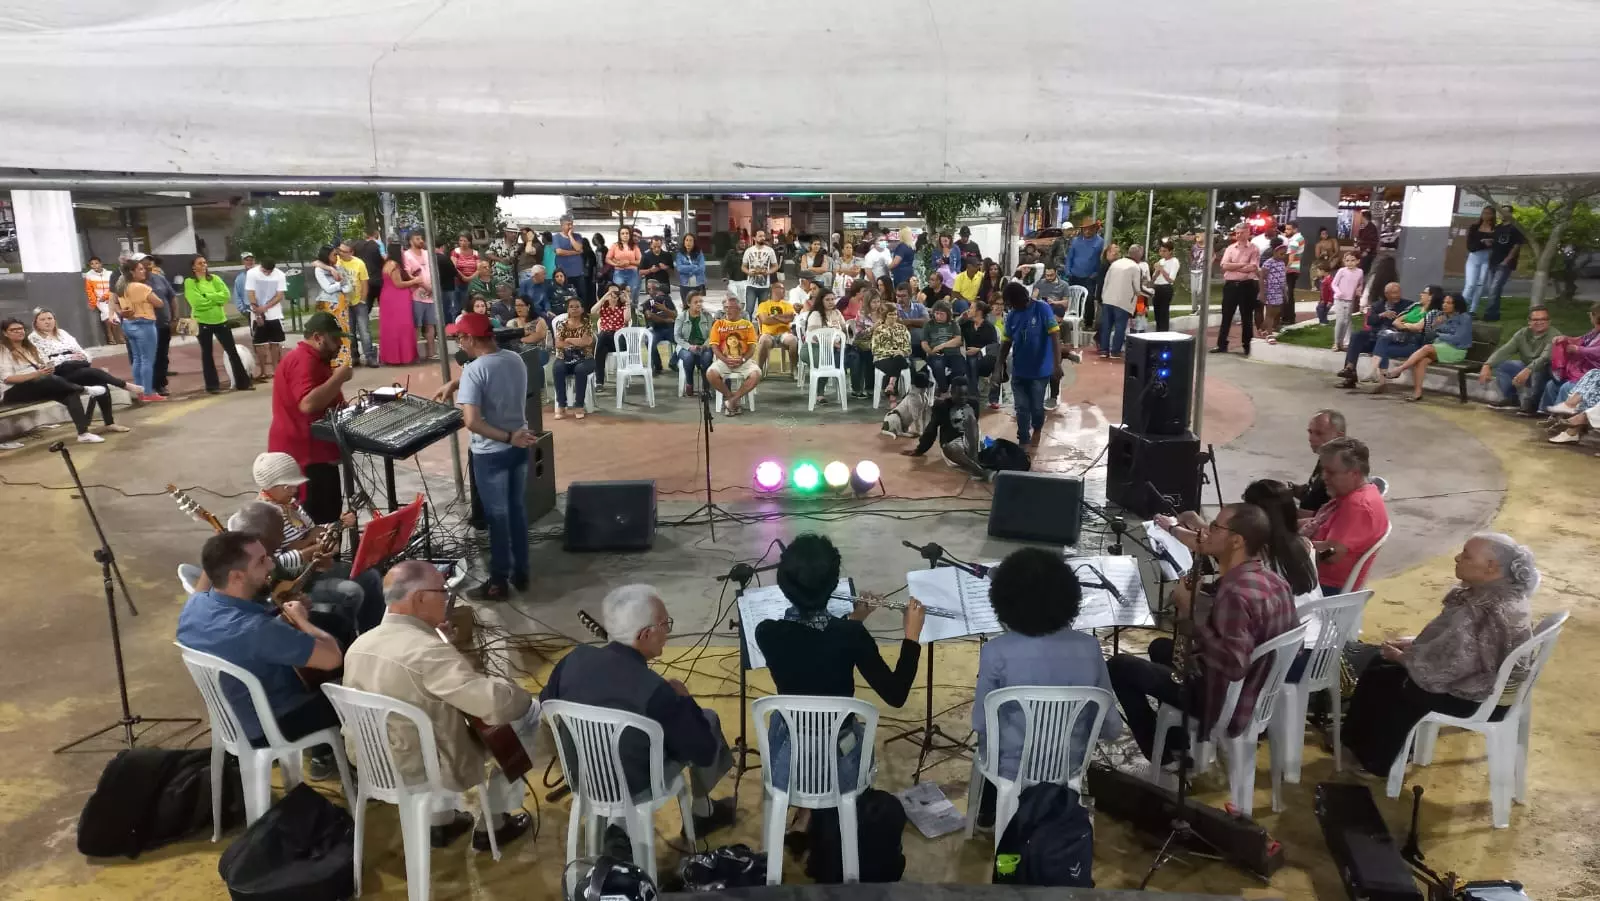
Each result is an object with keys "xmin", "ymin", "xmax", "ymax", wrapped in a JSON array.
[{"xmin": 1121, "ymin": 332, "xmax": 1193, "ymax": 436}]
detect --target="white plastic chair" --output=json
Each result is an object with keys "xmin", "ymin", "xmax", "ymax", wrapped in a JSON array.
[
  {"xmin": 550, "ymin": 313, "xmax": 599, "ymax": 414},
  {"xmin": 753, "ymin": 696, "xmax": 878, "ymax": 885},
  {"xmin": 872, "ymin": 362, "xmax": 910, "ymax": 409},
  {"xmin": 803, "ymin": 328, "xmax": 849, "ymax": 412},
  {"xmin": 1151, "ymin": 623, "xmax": 1309, "ymax": 816},
  {"xmin": 1061, "ymin": 285, "xmax": 1089, "ymax": 347},
  {"xmin": 1341, "ymin": 522, "xmax": 1393, "ymax": 594},
  {"xmin": 1371, "ymin": 476, "xmax": 1389, "ymax": 497},
  {"xmin": 321, "ymin": 685, "xmax": 516, "ymax": 900},
  {"xmin": 612, "ymin": 326, "xmax": 656, "ymax": 409},
  {"xmin": 175, "ymin": 643, "xmax": 354, "ymax": 839},
  {"xmin": 963, "ymin": 686, "xmax": 1113, "ymax": 850},
  {"xmin": 178, "ymin": 563, "xmax": 201, "ymax": 595},
  {"xmin": 713, "ymin": 373, "xmax": 758, "ymax": 413},
  {"xmin": 1275, "ymin": 591, "xmax": 1373, "ymax": 781},
  {"xmin": 542, "ymin": 700, "xmax": 697, "ymax": 892},
  {"xmin": 1386, "ymin": 610, "xmax": 1568, "ymax": 828},
  {"xmin": 674, "ymin": 353, "xmax": 693, "ymax": 397}
]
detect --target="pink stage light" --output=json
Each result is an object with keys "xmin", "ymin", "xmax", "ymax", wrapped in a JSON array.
[{"xmin": 754, "ymin": 460, "xmax": 785, "ymax": 491}]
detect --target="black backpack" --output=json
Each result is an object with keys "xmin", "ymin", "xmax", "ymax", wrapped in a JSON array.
[
  {"xmin": 979, "ymin": 438, "xmax": 1032, "ymax": 473},
  {"xmin": 218, "ymin": 783, "xmax": 354, "ymax": 901},
  {"xmin": 805, "ymin": 788, "xmax": 907, "ymax": 883},
  {"xmin": 993, "ymin": 783, "xmax": 1094, "ymax": 887},
  {"xmin": 78, "ymin": 747, "xmax": 244, "ymax": 859},
  {"xmin": 678, "ymin": 843, "xmax": 767, "ymax": 890}
]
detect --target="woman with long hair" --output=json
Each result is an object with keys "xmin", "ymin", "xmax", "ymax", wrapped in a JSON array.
[
  {"xmin": 28, "ymin": 308, "xmax": 144, "ymax": 401},
  {"xmin": 933, "ymin": 232, "xmax": 961, "ymax": 284},
  {"xmin": 1241, "ymin": 480, "xmax": 1321, "ymax": 596},
  {"xmin": 1, "ymin": 318, "xmax": 120, "ymax": 442},
  {"xmin": 835, "ymin": 240, "xmax": 863, "ymax": 289},
  {"xmin": 181, "ymin": 257, "xmax": 253, "ymax": 392},
  {"xmin": 552, "ymin": 296, "xmax": 596, "ymax": 420},
  {"xmin": 674, "ymin": 233, "xmax": 707, "ymax": 305},
  {"xmin": 592, "ymin": 283, "xmax": 630, "ymax": 389},
  {"xmin": 1462, "ymin": 207, "xmax": 1498, "ymax": 312},
  {"xmin": 1382, "ymin": 292, "xmax": 1473, "ymax": 401},
  {"xmin": 977, "ymin": 260, "xmax": 1005, "ymax": 306},
  {"xmin": 380, "ymin": 240, "xmax": 420, "ymax": 365},
  {"xmin": 845, "ymin": 290, "xmax": 877, "ymax": 398},
  {"xmin": 115, "ymin": 259, "xmax": 164, "ymax": 402},
  {"xmin": 607, "ymin": 225, "xmax": 642, "ymax": 303},
  {"xmin": 1368, "ymin": 284, "xmax": 1444, "ymax": 382},
  {"xmin": 802, "ymin": 238, "xmax": 832, "ymax": 290},
  {"xmin": 311, "ymin": 244, "xmax": 353, "ymax": 368}
]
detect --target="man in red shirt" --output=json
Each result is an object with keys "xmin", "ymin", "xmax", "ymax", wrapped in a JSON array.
[
  {"xmin": 1304, "ymin": 436, "xmax": 1389, "ymax": 594},
  {"xmin": 268, "ymin": 312, "xmax": 352, "ymax": 524}
]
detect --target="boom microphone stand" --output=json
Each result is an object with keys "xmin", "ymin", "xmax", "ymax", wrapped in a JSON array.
[
  {"xmin": 679, "ymin": 373, "xmax": 735, "ymax": 539},
  {"xmin": 50, "ymin": 442, "xmax": 199, "ymax": 753}
]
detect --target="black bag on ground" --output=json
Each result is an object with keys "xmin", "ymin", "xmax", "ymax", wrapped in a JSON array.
[
  {"xmin": 218, "ymin": 783, "xmax": 354, "ymax": 901},
  {"xmin": 77, "ymin": 747, "xmax": 244, "ymax": 859},
  {"xmin": 978, "ymin": 438, "xmax": 1031, "ymax": 473},
  {"xmin": 992, "ymin": 783, "xmax": 1094, "ymax": 887},
  {"xmin": 804, "ymin": 787, "xmax": 907, "ymax": 884}
]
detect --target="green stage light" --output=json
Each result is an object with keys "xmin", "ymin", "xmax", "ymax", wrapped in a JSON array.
[{"xmin": 791, "ymin": 462, "xmax": 822, "ymax": 492}]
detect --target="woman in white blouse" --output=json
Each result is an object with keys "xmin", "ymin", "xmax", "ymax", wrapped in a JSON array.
[
  {"xmin": 2, "ymin": 317, "xmax": 124, "ymax": 443},
  {"xmin": 28, "ymin": 308, "xmax": 144, "ymax": 401}
]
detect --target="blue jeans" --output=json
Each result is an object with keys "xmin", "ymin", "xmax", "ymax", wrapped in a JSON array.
[
  {"xmin": 926, "ymin": 349, "xmax": 964, "ymax": 389},
  {"xmin": 766, "ymin": 717, "xmax": 864, "ymax": 793},
  {"xmin": 744, "ymin": 285, "xmax": 769, "ymax": 318},
  {"xmin": 846, "ymin": 345, "xmax": 873, "ymax": 393},
  {"xmin": 1463, "ymin": 250, "xmax": 1492, "ymax": 312},
  {"xmin": 1482, "ymin": 264, "xmax": 1513, "ymax": 321},
  {"xmin": 1097, "ymin": 305, "xmax": 1130, "ymax": 355},
  {"xmin": 1540, "ymin": 379, "xmax": 1575, "ymax": 413},
  {"xmin": 348, "ymin": 301, "xmax": 376, "ymax": 362},
  {"xmin": 613, "ymin": 268, "xmax": 641, "ymax": 303},
  {"xmin": 121, "ymin": 318, "xmax": 157, "ymax": 394},
  {"xmin": 1013, "ymin": 376, "xmax": 1048, "ymax": 444},
  {"xmin": 649, "ymin": 325, "xmax": 676, "ymax": 372},
  {"xmin": 1371, "ymin": 332, "xmax": 1419, "ymax": 369},
  {"xmin": 470, "ymin": 446, "xmax": 529, "ymax": 583},
  {"xmin": 443, "ymin": 286, "xmax": 466, "ymax": 323},
  {"xmin": 674, "ymin": 347, "xmax": 713, "ymax": 387},
  {"xmin": 1494, "ymin": 359, "xmax": 1547, "ymax": 410}
]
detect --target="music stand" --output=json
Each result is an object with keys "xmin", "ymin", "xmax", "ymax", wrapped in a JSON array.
[
  {"xmin": 885, "ymin": 542, "xmax": 983, "ymax": 782},
  {"xmin": 351, "ymin": 495, "xmax": 424, "ymax": 575}
]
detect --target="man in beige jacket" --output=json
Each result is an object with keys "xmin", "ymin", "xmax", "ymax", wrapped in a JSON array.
[{"xmin": 343, "ymin": 560, "xmax": 537, "ymax": 851}]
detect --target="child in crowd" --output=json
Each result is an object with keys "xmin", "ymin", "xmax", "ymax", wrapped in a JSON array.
[
  {"xmin": 1314, "ymin": 263, "xmax": 1334, "ymax": 325},
  {"xmin": 1329, "ymin": 252, "xmax": 1365, "ymax": 352},
  {"xmin": 1259, "ymin": 242, "xmax": 1288, "ymax": 342}
]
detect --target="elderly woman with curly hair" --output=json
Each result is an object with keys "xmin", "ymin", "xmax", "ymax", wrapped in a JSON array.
[{"xmin": 1340, "ymin": 533, "xmax": 1537, "ymax": 776}]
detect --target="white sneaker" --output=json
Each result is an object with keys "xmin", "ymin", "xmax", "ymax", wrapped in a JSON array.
[
  {"xmin": 1546, "ymin": 400, "xmax": 1579, "ymax": 416},
  {"xmin": 0, "ymin": 441, "xmax": 22, "ymax": 450},
  {"xmin": 82, "ymin": 385, "xmax": 108, "ymax": 398},
  {"xmin": 77, "ymin": 432, "xmax": 105, "ymax": 443},
  {"xmin": 1549, "ymin": 430, "xmax": 1582, "ymax": 444}
]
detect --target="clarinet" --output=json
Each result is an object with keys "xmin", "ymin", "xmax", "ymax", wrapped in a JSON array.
[{"xmin": 1170, "ymin": 557, "xmax": 1203, "ymax": 684}]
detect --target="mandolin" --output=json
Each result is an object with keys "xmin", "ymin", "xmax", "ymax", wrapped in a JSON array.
[{"xmin": 577, "ymin": 609, "xmax": 608, "ymax": 641}]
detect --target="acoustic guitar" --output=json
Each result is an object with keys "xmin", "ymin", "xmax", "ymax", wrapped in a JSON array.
[{"xmin": 436, "ymin": 611, "xmax": 534, "ymax": 783}]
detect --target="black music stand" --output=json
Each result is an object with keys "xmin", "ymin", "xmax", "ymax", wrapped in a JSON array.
[
  {"xmin": 884, "ymin": 542, "xmax": 981, "ymax": 782},
  {"xmin": 718, "ymin": 561, "xmax": 777, "ymax": 806}
]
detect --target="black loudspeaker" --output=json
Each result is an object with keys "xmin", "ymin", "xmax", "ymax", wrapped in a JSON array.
[
  {"xmin": 525, "ymin": 431, "xmax": 556, "ymax": 524},
  {"xmin": 987, "ymin": 471, "xmax": 1084, "ymax": 546},
  {"xmin": 1121, "ymin": 332, "xmax": 1194, "ymax": 436},
  {"xmin": 1105, "ymin": 425, "xmax": 1201, "ymax": 517},
  {"xmin": 1314, "ymin": 783, "xmax": 1424, "ymax": 901},
  {"xmin": 520, "ymin": 347, "xmax": 545, "ymax": 435},
  {"xmin": 564, "ymin": 480, "xmax": 656, "ymax": 551}
]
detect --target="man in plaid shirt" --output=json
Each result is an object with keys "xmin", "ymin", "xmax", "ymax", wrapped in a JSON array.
[{"xmin": 1108, "ymin": 503, "xmax": 1298, "ymax": 765}]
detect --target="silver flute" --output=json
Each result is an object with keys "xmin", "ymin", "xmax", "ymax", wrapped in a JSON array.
[{"xmin": 830, "ymin": 594, "xmax": 961, "ymax": 619}]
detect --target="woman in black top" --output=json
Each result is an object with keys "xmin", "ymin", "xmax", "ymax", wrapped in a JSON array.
[{"xmin": 754, "ymin": 535, "xmax": 925, "ymax": 835}]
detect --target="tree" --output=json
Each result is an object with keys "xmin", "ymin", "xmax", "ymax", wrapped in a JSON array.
[
  {"xmin": 855, "ymin": 193, "xmax": 1008, "ymax": 234},
  {"xmin": 1465, "ymin": 181, "xmax": 1600, "ymax": 306},
  {"xmin": 232, "ymin": 202, "xmax": 336, "ymax": 264},
  {"xmin": 1070, "ymin": 190, "xmax": 1210, "ymax": 249},
  {"xmin": 592, "ymin": 193, "xmax": 669, "ymax": 230},
  {"xmin": 328, "ymin": 192, "xmax": 500, "ymax": 244}
]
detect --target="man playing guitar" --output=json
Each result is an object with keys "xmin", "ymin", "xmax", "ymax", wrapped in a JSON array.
[
  {"xmin": 177, "ymin": 531, "xmax": 346, "ymax": 781},
  {"xmin": 342, "ymin": 561, "xmax": 536, "ymax": 851}
]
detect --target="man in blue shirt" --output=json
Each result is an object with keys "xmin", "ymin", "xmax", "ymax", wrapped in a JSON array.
[
  {"xmin": 231, "ymin": 252, "xmax": 256, "ymax": 318},
  {"xmin": 552, "ymin": 215, "xmax": 590, "ymax": 309},
  {"xmin": 1065, "ymin": 219, "xmax": 1105, "ymax": 326},
  {"xmin": 1000, "ymin": 281, "xmax": 1061, "ymax": 448},
  {"xmin": 176, "ymin": 530, "xmax": 345, "ymax": 776},
  {"xmin": 889, "ymin": 230, "xmax": 917, "ymax": 286},
  {"xmin": 438, "ymin": 312, "xmax": 537, "ymax": 601},
  {"xmin": 518, "ymin": 264, "xmax": 553, "ymax": 316}
]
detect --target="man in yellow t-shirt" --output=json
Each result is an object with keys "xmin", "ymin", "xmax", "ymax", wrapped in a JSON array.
[
  {"xmin": 334, "ymin": 242, "xmax": 371, "ymax": 367},
  {"xmin": 953, "ymin": 255, "xmax": 984, "ymax": 303},
  {"xmin": 755, "ymin": 296, "xmax": 797, "ymax": 367},
  {"xmin": 707, "ymin": 295, "xmax": 762, "ymax": 415}
]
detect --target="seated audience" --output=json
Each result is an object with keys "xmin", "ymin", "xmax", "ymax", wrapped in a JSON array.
[
  {"xmin": 1380, "ymin": 292, "xmax": 1473, "ymax": 401},
  {"xmin": 1543, "ymin": 367, "xmax": 1600, "ymax": 444},
  {"xmin": 552, "ymin": 297, "xmax": 597, "ymax": 419},
  {"xmin": 1294, "ymin": 409, "xmax": 1347, "ymax": 515},
  {"xmin": 548, "ymin": 269, "xmax": 579, "ymax": 314},
  {"xmin": 518, "ymin": 264, "xmax": 553, "ymax": 317},
  {"xmin": 921, "ymin": 301, "xmax": 965, "ymax": 390},
  {"xmin": 1342, "ymin": 534, "xmax": 1536, "ymax": 776},
  {"xmin": 1107, "ymin": 504, "xmax": 1298, "ymax": 765},
  {"xmin": 343, "ymin": 561, "xmax": 535, "ymax": 850},
  {"xmin": 953, "ymin": 255, "xmax": 984, "ymax": 306},
  {"xmin": 1480, "ymin": 305, "xmax": 1558, "ymax": 413},
  {"xmin": 707, "ymin": 295, "xmax": 762, "ymax": 415},
  {"xmin": 1301, "ymin": 437, "xmax": 1389, "ymax": 594},
  {"xmin": 642, "ymin": 280, "xmax": 678, "ymax": 375},
  {"xmin": 803, "ymin": 288, "xmax": 847, "ymax": 374},
  {"xmin": 1, "ymin": 317, "xmax": 120, "ymax": 443},
  {"xmin": 960, "ymin": 301, "xmax": 1000, "ymax": 393},
  {"xmin": 1031, "ymin": 266, "xmax": 1070, "ymax": 317},
  {"xmin": 1538, "ymin": 302, "xmax": 1600, "ymax": 412},
  {"xmin": 894, "ymin": 282, "xmax": 930, "ymax": 358},
  {"xmin": 506, "ymin": 298, "xmax": 550, "ymax": 353},
  {"xmin": 922, "ymin": 272, "xmax": 956, "ymax": 311},
  {"xmin": 592, "ymin": 284, "xmax": 630, "ymax": 389},
  {"xmin": 29, "ymin": 307, "xmax": 146, "ymax": 406},
  {"xmin": 177, "ymin": 530, "xmax": 344, "ymax": 779},
  {"xmin": 1367, "ymin": 284, "xmax": 1444, "ymax": 385},
  {"xmin": 972, "ymin": 547, "xmax": 1121, "ymax": 825},
  {"xmin": 1335, "ymin": 279, "xmax": 1412, "ymax": 388},
  {"xmin": 755, "ymin": 535, "xmax": 924, "ymax": 840},
  {"xmin": 674, "ymin": 290, "xmax": 717, "ymax": 397},
  {"xmin": 756, "ymin": 292, "xmax": 798, "ymax": 369},
  {"xmin": 490, "ymin": 282, "xmax": 518, "ymax": 326},
  {"xmin": 870, "ymin": 304, "xmax": 913, "ymax": 402},
  {"xmin": 540, "ymin": 584, "xmax": 737, "ymax": 834},
  {"xmin": 845, "ymin": 294, "xmax": 878, "ymax": 399}
]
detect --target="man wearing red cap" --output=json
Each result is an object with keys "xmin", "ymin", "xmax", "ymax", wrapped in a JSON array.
[
  {"xmin": 268, "ymin": 312, "xmax": 353, "ymax": 524},
  {"xmin": 436, "ymin": 312, "xmax": 537, "ymax": 600}
]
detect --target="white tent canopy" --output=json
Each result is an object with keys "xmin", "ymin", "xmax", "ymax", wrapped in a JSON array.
[{"xmin": 3, "ymin": 0, "xmax": 1600, "ymax": 189}]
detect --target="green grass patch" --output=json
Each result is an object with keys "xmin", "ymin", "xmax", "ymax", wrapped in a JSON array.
[{"xmin": 1271, "ymin": 297, "xmax": 1594, "ymax": 352}]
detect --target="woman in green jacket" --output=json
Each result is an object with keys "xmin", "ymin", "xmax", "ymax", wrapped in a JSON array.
[{"xmin": 184, "ymin": 256, "xmax": 254, "ymax": 393}]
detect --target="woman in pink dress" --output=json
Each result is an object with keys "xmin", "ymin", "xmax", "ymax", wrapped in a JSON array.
[{"xmin": 378, "ymin": 240, "xmax": 419, "ymax": 365}]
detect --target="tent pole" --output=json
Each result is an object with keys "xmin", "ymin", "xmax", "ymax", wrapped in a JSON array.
[
  {"xmin": 1191, "ymin": 189, "xmax": 1218, "ymax": 442},
  {"xmin": 419, "ymin": 191, "xmax": 466, "ymax": 499},
  {"xmin": 829, "ymin": 194, "xmax": 836, "ymax": 246},
  {"xmin": 1105, "ymin": 191, "xmax": 1117, "ymax": 245},
  {"xmin": 1144, "ymin": 190, "xmax": 1154, "ymax": 250},
  {"xmin": 682, "ymin": 194, "xmax": 691, "ymax": 243}
]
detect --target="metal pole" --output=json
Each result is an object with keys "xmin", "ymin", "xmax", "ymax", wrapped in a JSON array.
[
  {"xmin": 829, "ymin": 194, "xmax": 836, "ymax": 246},
  {"xmin": 1105, "ymin": 191, "xmax": 1117, "ymax": 247},
  {"xmin": 682, "ymin": 194, "xmax": 691, "ymax": 245},
  {"xmin": 1144, "ymin": 189, "xmax": 1155, "ymax": 250},
  {"xmin": 1091, "ymin": 192, "xmax": 1099, "ymax": 222},
  {"xmin": 1191, "ymin": 189, "xmax": 1218, "ymax": 440},
  {"xmin": 419, "ymin": 191, "xmax": 466, "ymax": 498}
]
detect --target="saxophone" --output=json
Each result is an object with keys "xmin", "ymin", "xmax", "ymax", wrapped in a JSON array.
[{"xmin": 1170, "ymin": 558, "xmax": 1203, "ymax": 684}]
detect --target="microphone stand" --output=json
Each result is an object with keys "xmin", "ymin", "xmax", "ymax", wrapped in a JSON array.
[
  {"xmin": 717, "ymin": 558, "xmax": 780, "ymax": 803},
  {"xmin": 50, "ymin": 442, "xmax": 199, "ymax": 753},
  {"xmin": 679, "ymin": 370, "xmax": 734, "ymax": 539},
  {"xmin": 884, "ymin": 540, "xmax": 983, "ymax": 781}
]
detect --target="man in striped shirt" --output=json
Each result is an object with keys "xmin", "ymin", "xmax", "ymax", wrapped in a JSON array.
[{"xmin": 1107, "ymin": 503, "xmax": 1297, "ymax": 765}]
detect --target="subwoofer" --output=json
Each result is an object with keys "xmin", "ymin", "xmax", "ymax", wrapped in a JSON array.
[
  {"xmin": 524, "ymin": 431, "xmax": 556, "ymax": 524},
  {"xmin": 563, "ymin": 480, "xmax": 656, "ymax": 551},
  {"xmin": 1121, "ymin": 331, "xmax": 1194, "ymax": 436},
  {"xmin": 1105, "ymin": 425, "xmax": 1201, "ymax": 517},
  {"xmin": 520, "ymin": 347, "xmax": 545, "ymax": 435},
  {"xmin": 987, "ymin": 471, "xmax": 1084, "ymax": 546}
]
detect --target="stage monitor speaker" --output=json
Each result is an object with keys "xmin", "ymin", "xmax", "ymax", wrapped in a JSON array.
[
  {"xmin": 525, "ymin": 431, "xmax": 556, "ymax": 524},
  {"xmin": 1122, "ymin": 331, "xmax": 1194, "ymax": 436},
  {"xmin": 520, "ymin": 347, "xmax": 545, "ymax": 435},
  {"xmin": 987, "ymin": 471, "xmax": 1083, "ymax": 546},
  {"xmin": 1105, "ymin": 425, "xmax": 1201, "ymax": 517},
  {"xmin": 1314, "ymin": 783, "xmax": 1424, "ymax": 901},
  {"xmin": 564, "ymin": 480, "xmax": 656, "ymax": 552}
]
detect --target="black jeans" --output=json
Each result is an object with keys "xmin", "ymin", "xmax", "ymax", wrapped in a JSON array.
[
  {"xmin": 3, "ymin": 375, "xmax": 110, "ymax": 432},
  {"xmin": 1218, "ymin": 280, "xmax": 1258, "ymax": 352},
  {"xmin": 248, "ymin": 693, "xmax": 341, "ymax": 751},
  {"xmin": 302, "ymin": 462, "xmax": 343, "ymax": 525},
  {"xmin": 1283, "ymin": 271, "xmax": 1299, "ymax": 324},
  {"xmin": 56, "ymin": 361, "xmax": 127, "ymax": 392},
  {"xmin": 1106, "ymin": 638, "xmax": 1202, "ymax": 763},
  {"xmin": 1342, "ymin": 658, "xmax": 1506, "ymax": 776},
  {"xmin": 594, "ymin": 331, "xmax": 617, "ymax": 385},
  {"xmin": 152, "ymin": 322, "xmax": 172, "ymax": 395},
  {"xmin": 874, "ymin": 355, "xmax": 909, "ymax": 392},
  {"xmin": 198, "ymin": 323, "xmax": 252, "ymax": 391},
  {"xmin": 1152, "ymin": 284, "xmax": 1174, "ymax": 332}
]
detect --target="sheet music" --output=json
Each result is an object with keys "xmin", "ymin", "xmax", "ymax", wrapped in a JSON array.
[
  {"xmin": 737, "ymin": 580, "xmax": 854, "ymax": 671},
  {"xmin": 1142, "ymin": 521, "xmax": 1194, "ymax": 581},
  {"xmin": 1065, "ymin": 555, "xmax": 1155, "ymax": 629},
  {"xmin": 904, "ymin": 566, "xmax": 1001, "ymax": 644}
]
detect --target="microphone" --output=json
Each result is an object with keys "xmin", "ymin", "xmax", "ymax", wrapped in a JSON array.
[
  {"xmin": 902, "ymin": 540, "xmax": 944, "ymax": 561},
  {"xmin": 717, "ymin": 560, "xmax": 780, "ymax": 584},
  {"xmin": 1143, "ymin": 481, "xmax": 1182, "ymax": 517},
  {"xmin": 1074, "ymin": 563, "xmax": 1126, "ymax": 606},
  {"xmin": 903, "ymin": 540, "xmax": 989, "ymax": 577}
]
